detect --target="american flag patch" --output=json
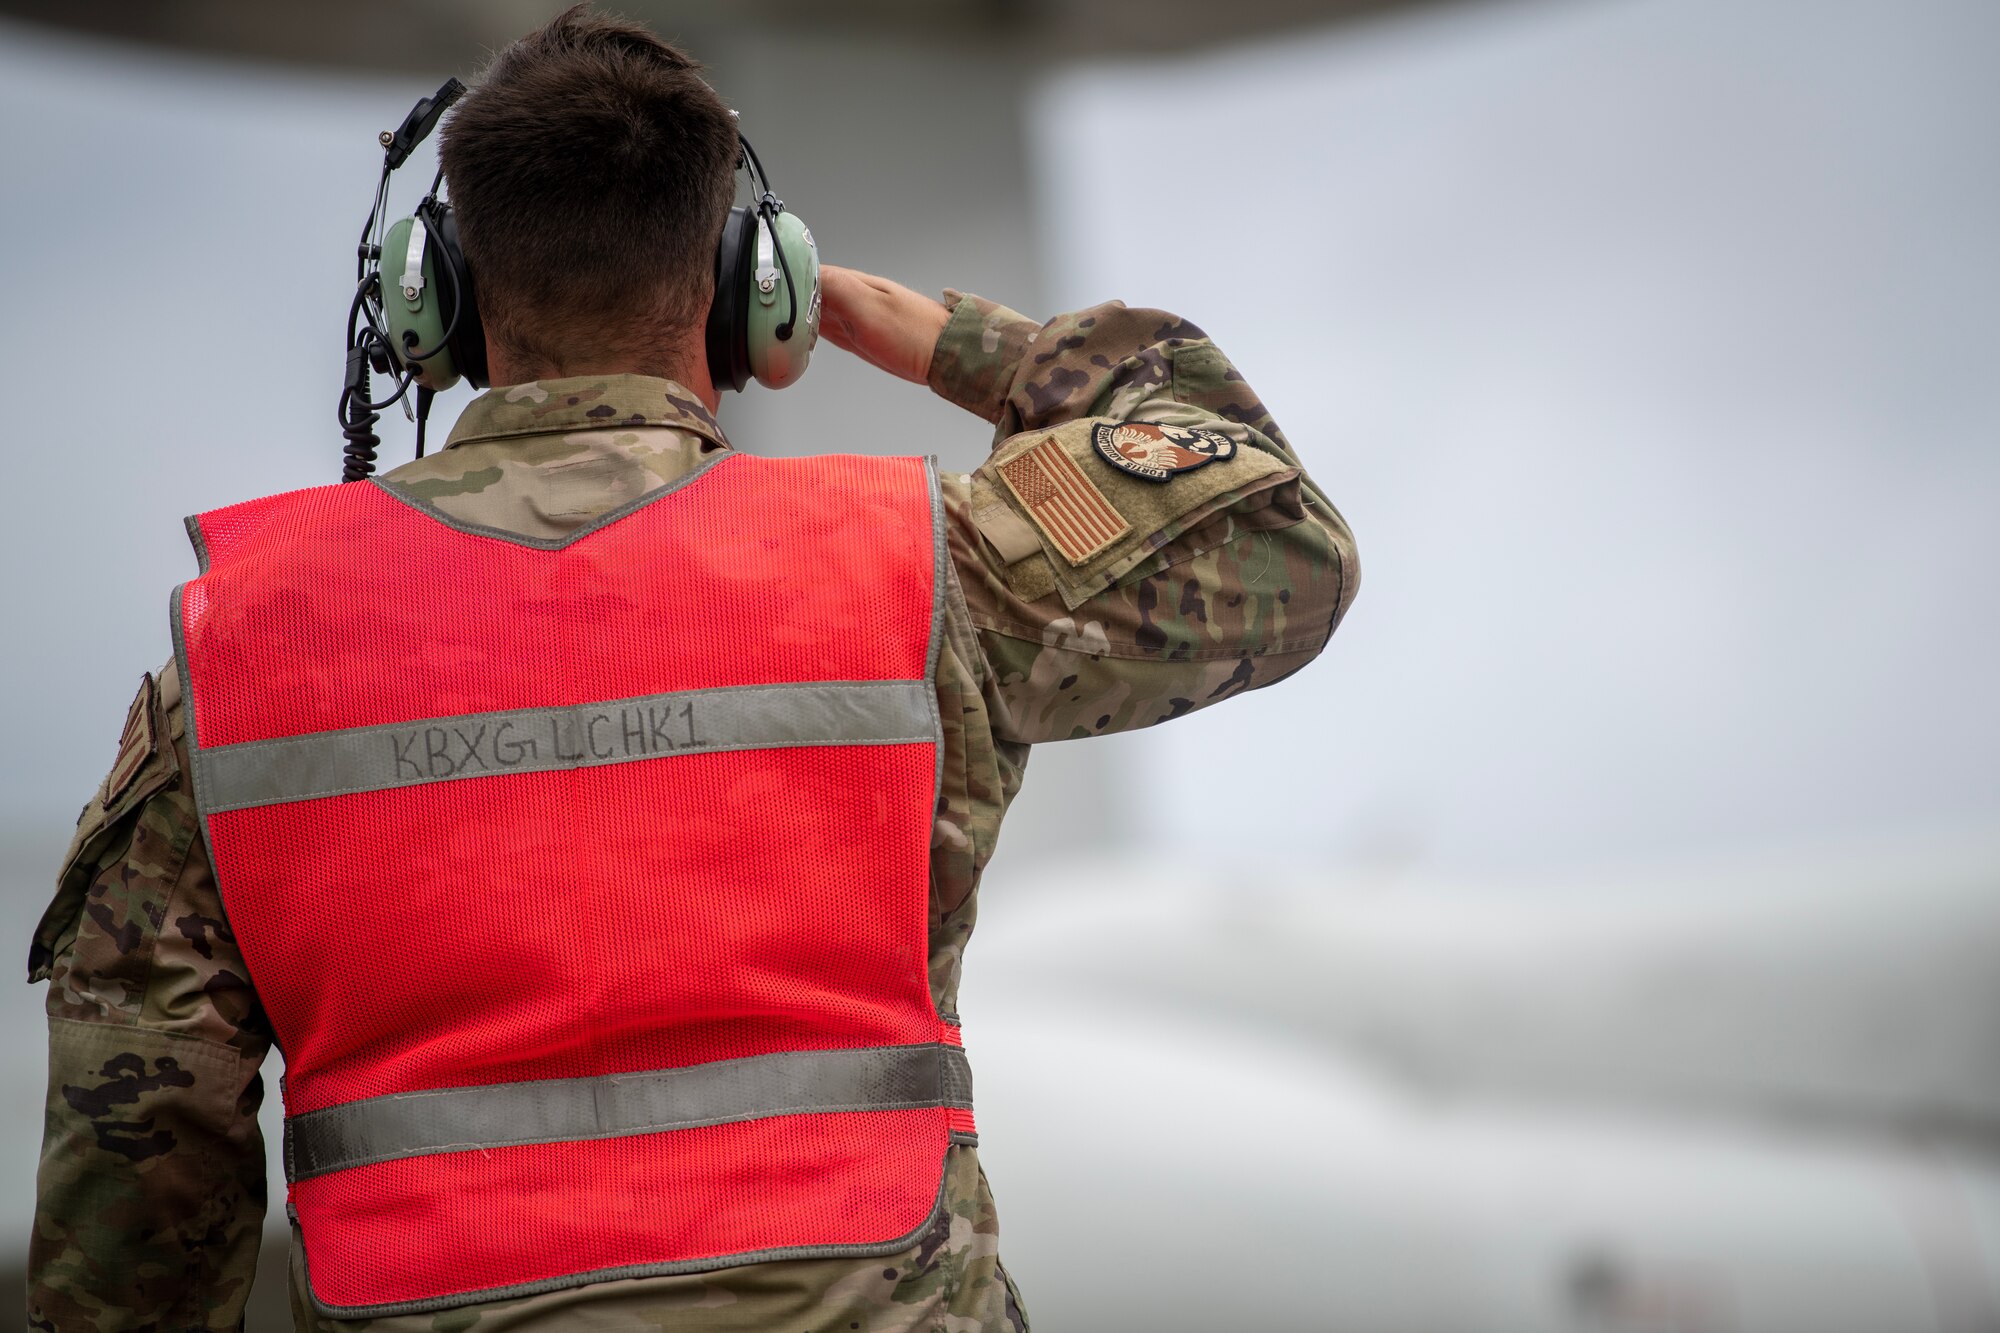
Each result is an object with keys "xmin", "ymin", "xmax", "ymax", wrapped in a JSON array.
[{"xmin": 998, "ymin": 436, "xmax": 1132, "ymax": 566}]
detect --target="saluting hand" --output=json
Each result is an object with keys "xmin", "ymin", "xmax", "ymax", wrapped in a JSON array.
[{"xmin": 817, "ymin": 265, "xmax": 951, "ymax": 385}]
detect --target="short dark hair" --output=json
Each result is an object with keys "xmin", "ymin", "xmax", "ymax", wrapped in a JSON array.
[{"xmin": 439, "ymin": 4, "xmax": 739, "ymax": 371}]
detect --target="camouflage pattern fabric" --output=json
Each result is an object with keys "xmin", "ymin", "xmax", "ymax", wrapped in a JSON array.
[
  {"xmin": 29, "ymin": 665, "xmax": 270, "ymax": 1332},
  {"xmin": 29, "ymin": 290, "xmax": 1357, "ymax": 1331}
]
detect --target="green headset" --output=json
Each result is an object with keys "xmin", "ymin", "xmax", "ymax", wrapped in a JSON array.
[{"xmin": 340, "ymin": 78, "xmax": 821, "ymax": 481}]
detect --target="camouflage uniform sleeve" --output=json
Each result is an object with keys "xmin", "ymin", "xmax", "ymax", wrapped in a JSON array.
[
  {"xmin": 927, "ymin": 290, "xmax": 1359, "ymax": 743},
  {"xmin": 27, "ymin": 664, "xmax": 272, "ymax": 1333}
]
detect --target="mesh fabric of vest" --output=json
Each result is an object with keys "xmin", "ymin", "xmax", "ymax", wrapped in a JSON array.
[{"xmin": 177, "ymin": 453, "xmax": 955, "ymax": 1312}]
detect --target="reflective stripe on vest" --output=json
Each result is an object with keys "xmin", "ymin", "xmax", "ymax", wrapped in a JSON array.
[
  {"xmin": 174, "ymin": 453, "xmax": 970, "ymax": 1317},
  {"xmin": 285, "ymin": 1042, "xmax": 975, "ymax": 1181},
  {"xmin": 200, "ymin": 679, "xmax": 936, "ymax": 812}
]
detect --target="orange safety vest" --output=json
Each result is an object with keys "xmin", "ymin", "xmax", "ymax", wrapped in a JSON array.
[{"xmin": 174, "ymin": 452, "xmax": 972, "ymax": 1316}]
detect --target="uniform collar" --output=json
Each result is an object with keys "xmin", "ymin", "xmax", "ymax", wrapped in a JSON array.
[{"xmin": 443, "ymin": 374, "xmax": 729, "ymax": 451}]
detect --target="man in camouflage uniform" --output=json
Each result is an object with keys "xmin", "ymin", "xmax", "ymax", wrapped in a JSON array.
[{"xmin": 28, "ymin": 21, "xmax": 1358, "ymax": 1333}]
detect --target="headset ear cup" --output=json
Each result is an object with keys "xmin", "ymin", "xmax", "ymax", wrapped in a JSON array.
[
  {"xmin": 744, "ymin": 211, "xmax": 819, "ymax": 391},
  {"xmin": 379, "ymin": 202, "xmax": 487, "ymax": 393},
  {"xmin": 705, "ymin": 206, "xmax": 756, "ymax": 393},
  {"xmin": 380, "ymin": 214, "xmax": 458, "ymax": 392},
  {"xmin": 428, "ymin": 203, "xmax": 487, "ymax": 390}
]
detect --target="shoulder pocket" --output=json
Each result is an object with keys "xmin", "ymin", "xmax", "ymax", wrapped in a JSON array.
[
  {"xmin": 971, "ymin": 416, "xmax": 1296, "ymax": 610},
  {"xmin": 29, "ymin": 675, "xmax": 181, "ymax": 982}
]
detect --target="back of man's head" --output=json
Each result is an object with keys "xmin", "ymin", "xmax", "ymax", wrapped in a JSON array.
[{"xmin": 439, "ymin": 4, "xmax": 739, "ymax": 378}]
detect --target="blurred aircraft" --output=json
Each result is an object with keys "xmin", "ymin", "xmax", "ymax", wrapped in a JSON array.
[
  {"xmin": 0, "ymin": 0, "xmax": 1466, "ymax": 72},
  {"xmin": 960, "ymin": 833, "xmax": 2000, "ymax": 1332}
]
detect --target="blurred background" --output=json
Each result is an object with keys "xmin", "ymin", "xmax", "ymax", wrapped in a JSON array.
[{"xmin": 2, "ymin": 0, "xmax": 1997, "ymax": 1329}]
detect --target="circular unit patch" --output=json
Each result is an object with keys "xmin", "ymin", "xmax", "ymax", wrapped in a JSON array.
[{"xmin": 1091, "ymin": 422, "xmax": 1237, "ymax": 482}]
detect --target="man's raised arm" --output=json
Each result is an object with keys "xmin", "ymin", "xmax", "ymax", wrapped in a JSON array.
[{"xmin": 820, "ymin": 264, "xmax": 1359, "ymax": 745}]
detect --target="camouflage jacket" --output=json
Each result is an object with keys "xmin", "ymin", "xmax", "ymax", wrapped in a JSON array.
[{"xmin": 29, "ymin": 291, "xmax": 1358, "ymax": 1332}]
